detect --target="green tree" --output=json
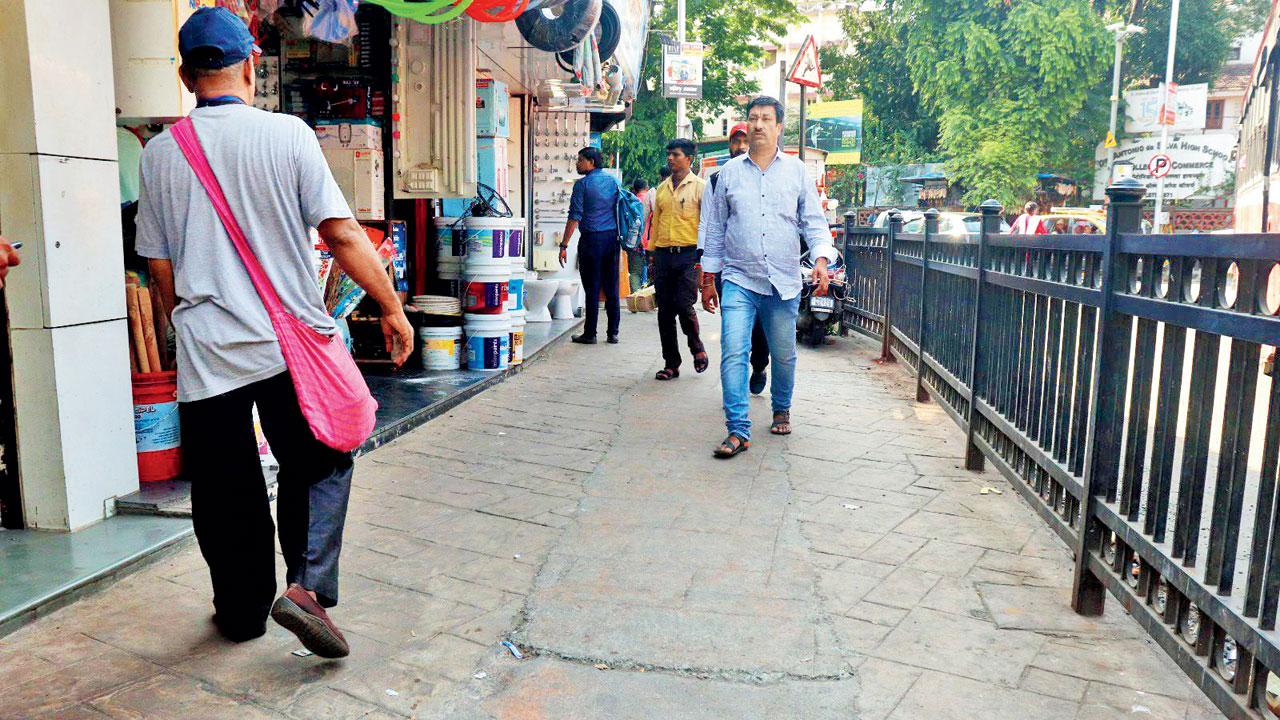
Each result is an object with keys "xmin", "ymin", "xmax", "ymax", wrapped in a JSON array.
[
  {"xmin": 820, "ymin": 8, "xmax": 939, "ymax": 167},
  {"xmin": 823, "ymin": 0, "xmax": 1114, "ymax": 209},
  {"xmin": 1118, "ymin": 0, "xmax": 1269, "ymax": 86},
  {"xmin": 603, "ymin": 0, "xmax": 800, "ymax": 183}
]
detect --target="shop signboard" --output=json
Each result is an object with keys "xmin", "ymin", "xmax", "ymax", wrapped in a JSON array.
[
  {"xmin": 804, "ymin": 99, "xmax": 863, "ymax": 165},
  {"xmin": 1092, "ymin": 133, "xmax": 1235, "ymax": 201},
  {"xmin": 662, "ymin": 41, "xmax": 704, "ymax": 99},
  {"xmin": 1124, "ymin": 83, "xmax": 1208, "ymax": 134}
]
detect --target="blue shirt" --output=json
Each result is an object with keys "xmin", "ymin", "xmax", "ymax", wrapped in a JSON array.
[
  {"xmin": 568, "ymin": 169, "xmax": 619, "ymax": 233},
  {"xmin": 699, "ymin": 149, "xmax": 836, "ymax": 300}
]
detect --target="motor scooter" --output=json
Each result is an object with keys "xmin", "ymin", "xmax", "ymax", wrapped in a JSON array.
[{"xmin": 797, "ymin": 251, "xmax": 846, "ymax": 348}]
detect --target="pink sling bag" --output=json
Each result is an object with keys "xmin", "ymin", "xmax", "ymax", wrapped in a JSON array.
[{"xmin": 171, "ymin": 117, "xmax": 377, "ymax": 453}]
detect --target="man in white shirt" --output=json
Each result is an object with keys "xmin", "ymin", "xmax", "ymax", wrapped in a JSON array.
[{"xmin": 700, "ymin": 97, "xmax": 836, "ymax": 458}]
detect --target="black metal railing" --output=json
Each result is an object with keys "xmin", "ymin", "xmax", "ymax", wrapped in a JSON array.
[{"xmin": 840, "ymin": 181, "xmax": 1280, "ymax": 719}]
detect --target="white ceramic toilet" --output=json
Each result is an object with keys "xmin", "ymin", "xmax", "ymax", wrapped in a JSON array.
[
  {"xmin": 523, "ymin": 278, "xmax": 557, "ymax": 322},
  {"xmin": 551, "ymin": 279, "xmax": 580, "ymax": 320}
]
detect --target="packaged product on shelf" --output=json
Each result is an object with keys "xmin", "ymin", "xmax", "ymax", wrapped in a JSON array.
[
  {"xmin": 322, "ymin": 146, "xmax": 384, "ymax": 220},
  {"xmin": 315, "ymin": 120, "xmax": 381, "ymax": 150}
]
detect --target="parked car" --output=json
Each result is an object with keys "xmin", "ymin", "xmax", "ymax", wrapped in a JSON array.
[
  {"xmin": 1034, "ymin": 207, "xmax": 1106, "ymax": 234},
  {"xmin": 872, "ymin": 210, "xmax": 1011, "ymax": 237}
]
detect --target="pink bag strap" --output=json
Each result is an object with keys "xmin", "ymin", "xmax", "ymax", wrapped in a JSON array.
[{"xmin": 170, "ymin": 117, "xmax": 286, "ymax": 315}]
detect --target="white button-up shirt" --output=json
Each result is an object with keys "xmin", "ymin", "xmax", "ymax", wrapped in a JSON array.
[{"xmin": 699, "ymin": 149, "xmax": 836, "ymax": 300}]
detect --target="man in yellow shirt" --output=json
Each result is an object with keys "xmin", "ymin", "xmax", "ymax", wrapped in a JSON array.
[{"xmin": 650, "ymin": 139, "xmax": 708, "ymax": 380}]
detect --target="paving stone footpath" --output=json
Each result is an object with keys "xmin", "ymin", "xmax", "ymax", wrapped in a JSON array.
[{"xmin": 0, "ymin": 312, "xmax": 1224, "ymax": 719}]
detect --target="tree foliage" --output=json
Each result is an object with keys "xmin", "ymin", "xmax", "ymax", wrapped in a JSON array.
[
  {"xmin": 1119, "ymin": 0, "xmax": 1269, "ymax": 86},
  {"xmin": 900, "ymin": 0, "xmax": 1113, "ymax": 208},
  {"xmin": 603, "ymin": 0, "xmax": 800, "ymax": 184},
  {"xmin": 823, "ymin": 0, "xmax": 1263, "ymax": 209}
]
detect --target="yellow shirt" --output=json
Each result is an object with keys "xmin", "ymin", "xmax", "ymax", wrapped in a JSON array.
[{"xmin": 651, "ymin": 173, "xmax": 705, "ymax": 248}]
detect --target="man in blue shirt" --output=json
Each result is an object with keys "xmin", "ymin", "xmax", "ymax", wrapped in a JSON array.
[
  {"xmin": 700, "ymin": 96, "xmax": 836, "ymax": 458},
  {"xmin": 560, "ymin": 147, "xmax": 621, "ymax": 344}
]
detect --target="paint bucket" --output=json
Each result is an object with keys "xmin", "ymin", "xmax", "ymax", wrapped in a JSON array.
[
  {"xmin": 508, "ymin": 309, "xmax": 527, "ymax": 366},
  {"xmin": 463, "ymin": 265, "xmax": 510, "ymax": 314},
  {"xmin": 505, "ymin": 223, "xmax": 526, "ymax": 264},
  {"xmin": 463, "ymin": 216, "xmax": 519, "ymax": 265},
  {"xmin": 439, "ymin": 256, "xmax": 462, "ymax": 281},
  {"xmin": 465, "ymin": 312, "xmax": 510, "ymax": 371},
  {"xmin": 506, "ymin": 268, "xmax": 526, "ymax": 312},
  {"xmin": 132, "ymin": 371, "xmax": 181, "ymax": 482},
  {"xmin": 420, "ymin": 326, "xmax": 463, "ymax": 370},
  {"xmin": 435, "ymin": 216, "xmax": 466, "ymax": 259}
]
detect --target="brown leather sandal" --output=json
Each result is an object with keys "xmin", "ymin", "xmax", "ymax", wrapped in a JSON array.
[
  {"xmin": 655, "ymin": 368, "xmax": 680, "ymax": 381},
  {"xmin": 693, "ymin": 351, "xmax": 709, "ymax": 373},
  {"xmin": 770, "ymin": 411, "xmax": 792, "ymax": 436}
]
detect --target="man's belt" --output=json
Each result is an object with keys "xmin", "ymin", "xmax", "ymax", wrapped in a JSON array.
[{"xmin": 654, "ymin": 245, "xmax": 698, "ymax": 253}]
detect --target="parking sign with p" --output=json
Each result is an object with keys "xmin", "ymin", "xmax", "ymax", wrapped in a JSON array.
[{"xmin": 1148, "ymin": 153, "xmax": 1173, "ymax": 179}]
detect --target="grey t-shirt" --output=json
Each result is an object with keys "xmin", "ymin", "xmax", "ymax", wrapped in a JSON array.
[{"xmin": 135, "ymin": 105, "xmax": 353, "ymax": 402}]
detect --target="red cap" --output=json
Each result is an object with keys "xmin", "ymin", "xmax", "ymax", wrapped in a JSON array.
[{"xmin": 729, "ymin": 122, "xmax": 749, "ymax": 138}]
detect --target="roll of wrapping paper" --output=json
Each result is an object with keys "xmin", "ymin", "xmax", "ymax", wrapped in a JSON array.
[
  {"xmin": 137, "ymin": 286, "xmax": 163, "ymax": 372},
  {"xmin": 125, "ymin": 285, "xmax": 152, "ymax": 374}
]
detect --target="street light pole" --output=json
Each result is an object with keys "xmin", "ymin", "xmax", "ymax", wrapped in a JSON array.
[
  {"xmin": 1154, "ymin": 0, "xmax": 1181, "ymax": 231},
  {"xmin": 1105, "ymin": 23, "xmax": 1144, "ymax": 181},
  {"xmin": 676, "ymin": 0, "xmax": 688, "ymax": 138}
]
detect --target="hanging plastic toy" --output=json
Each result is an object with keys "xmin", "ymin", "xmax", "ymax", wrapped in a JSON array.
[
  {"xmin": 361, "ymin": 0, "xmax": 475, "ymax": 24},
  {"xmin": 464, "ymin": 0, "xmax": 531, "ymax": 23}
]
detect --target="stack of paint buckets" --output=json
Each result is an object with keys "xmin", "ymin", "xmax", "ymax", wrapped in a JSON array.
[
  {"xmin": 435, "ymin": 216, "xmax": 466, "ymax": 298},
  {"xmin": 462, "ymin": 217, "xmax": 519, "ymax": 371}
]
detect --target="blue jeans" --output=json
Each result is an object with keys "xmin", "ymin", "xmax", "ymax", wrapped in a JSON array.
[{"xmin": 720, "ymin": 280, "xmax": 800, "ymax": 441}]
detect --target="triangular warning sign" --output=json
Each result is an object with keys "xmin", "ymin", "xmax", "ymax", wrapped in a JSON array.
[
  {"xmin": 1104, "ymin": 131, "xmax": 1117, "ymax": 148},
  {"xmin": 787, "ymin": 35, "xmax": 822, "ymax": 89}
]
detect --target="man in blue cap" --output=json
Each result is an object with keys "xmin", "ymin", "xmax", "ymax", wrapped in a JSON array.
[{"xmin": 135, "ymin": 7, "xmax": 414, "ymax": 658}]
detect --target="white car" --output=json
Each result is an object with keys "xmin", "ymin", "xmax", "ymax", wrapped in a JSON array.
[{"xmin": 872, "ymin": 210, "xmax": 1011, "ymax": 237}]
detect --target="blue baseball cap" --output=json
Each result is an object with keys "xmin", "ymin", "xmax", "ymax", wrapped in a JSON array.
[{"xmin": 179, "ymin": 7, "xmax": 260, "ymax": 69}]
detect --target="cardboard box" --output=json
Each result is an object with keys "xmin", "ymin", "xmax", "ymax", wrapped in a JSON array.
[
  {"xmin": 316, "ymin": 121, "xmax": 382, "ymax": 150},
  {"xmin": 323, "ymin": 147, "xmax": 385, "ymax": 221},
  {"xmin": 476, "ymin": 79, "xmax": 510, "ymax": 138},
  {"xmin": 626, "ymin": 293, "xmax": 656, "ymax": 313},
  {"xmin": 476, "ymin": 137, "xmax": 509, "ymax": 198}
]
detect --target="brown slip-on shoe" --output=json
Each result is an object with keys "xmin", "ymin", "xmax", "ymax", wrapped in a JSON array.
[{"xmin": 271, "ymin": 584, "xmax": 350, "ymax": 658}]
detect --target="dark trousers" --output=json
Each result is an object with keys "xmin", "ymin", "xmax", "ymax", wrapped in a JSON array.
[
  {"xmin": 653, "ymin": 247, "xmax": 704, "ymax": 369},
  {"xmin": 180, "ymin": 371, "xmax": 354, "ymax": 630},
  {"xmin": 716, "ymin": 275, "xmax": 769, "ymax": 374},
  {"xmin": 578, "ymin": 229, "xmax": 621, "ymax": 338}
]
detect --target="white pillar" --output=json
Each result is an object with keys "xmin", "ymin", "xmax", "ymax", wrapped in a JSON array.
[{"xmin": 0, "ymin": 0, "xmax": 139, "ymax": 530}]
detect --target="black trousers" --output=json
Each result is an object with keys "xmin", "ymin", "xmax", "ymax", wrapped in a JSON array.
[
  {"xmin": 180, "ymin": 371, "xmax": 354, "ymax": 631},
  {"xmin": 653, "ymin": 247, "xmax": 704, "ymax": 369},
  {"xmin": 578, "ymin": 229, "xmax": 621, "ymax": 338},
  {"xmin": 716, "ymin": 274, "xmax": 769, "ymax": 374}
]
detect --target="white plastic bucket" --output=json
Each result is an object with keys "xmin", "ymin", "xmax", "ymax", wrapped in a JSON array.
[
  {"xmin": 419, "ymin": 326, "xmax": 462, "ymax": 370},
  {"xmin": 465, "ymin": 312, "xmax": 510, "ymax": 371},
  {"xmin": 508, "ymin": 309, "xmax": 526, "ymax": 366},
  {"xmin": 506, "ymin": 268, "xmax": 526, "ymax": 312},
  {"xmin": 463, "ymin": 266, "xmax": 510, "ymax": 314},
  {"xmin": 439, "ymin": 256, "xmax": 462, "ymax": 281},
  {"xmin": 435, "ymin": 216, "xmax": 466, "ymax": 260},
  {"xmin": 464, "ymin": 216, "xmax": 520, "ymax": 265}
]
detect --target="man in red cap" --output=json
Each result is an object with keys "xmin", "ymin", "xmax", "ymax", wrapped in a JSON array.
[{"xmin": 701, "ymin": 122, "xmax": 770, "ymax": 394}]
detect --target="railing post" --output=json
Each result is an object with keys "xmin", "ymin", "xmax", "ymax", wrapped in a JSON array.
[
  {"xmin": 880, "ymin": 210, "xmax": 902, "ymax": 362},
  {"xmin": 839, "ymin": 211, "xmax": 857, "ymax": 337},
  {"xmin": 1071, "ymin": 177, "xmax": 1147, "ymax": 615},
  {"xmin": 916, "ymin": 209, "xmax": 938, "ymax": 403},
  {"xmin": 963, "ymin": 200, "xmax": 1001, "ymax": 471}
]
